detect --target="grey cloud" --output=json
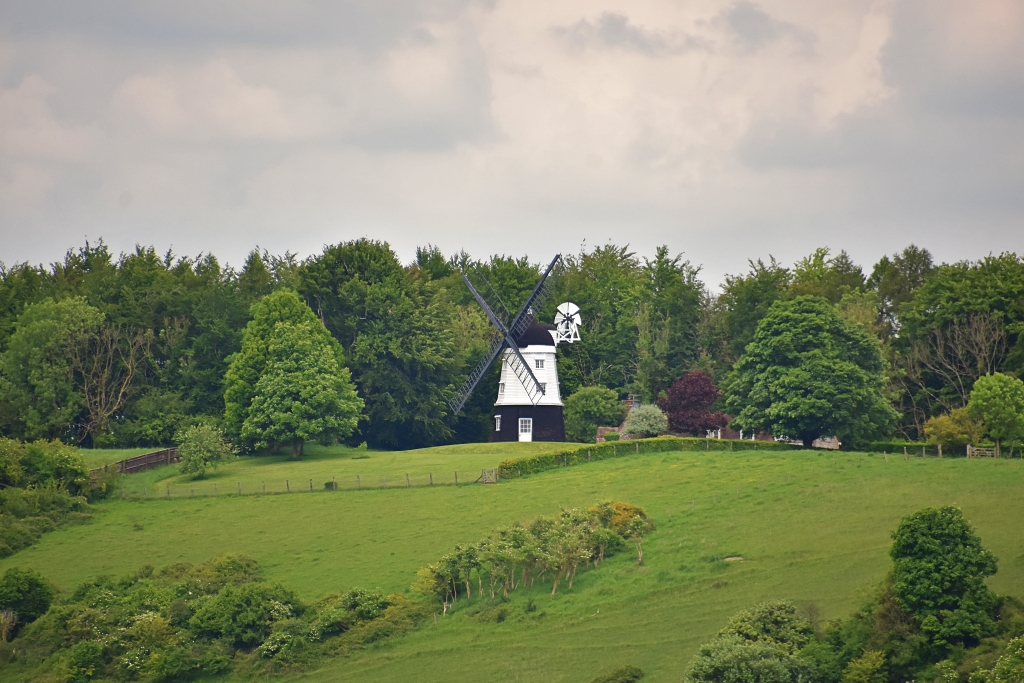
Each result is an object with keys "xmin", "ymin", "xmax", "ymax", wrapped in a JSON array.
[
  {"xmin": 718, "ymin": 1, "xmax": 815, "ymax": 52},
  {"xmin": 553, "ymin": 12, "xmax": 709, "ymax": 55},
  {"xmin": 0, "ymin": 0, "xmax": 480, "ymax": 50}
]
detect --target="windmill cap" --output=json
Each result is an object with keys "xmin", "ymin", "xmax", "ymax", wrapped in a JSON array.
[{"xmin": 516, "ymin": 321, "xmax": 556, "ymax": 347}]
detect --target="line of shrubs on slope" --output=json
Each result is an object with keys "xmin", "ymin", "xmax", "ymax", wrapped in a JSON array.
[
  {"xmin": 684, "ymin": 507, "xmax": 1024, "ymax": 683},
  {"xmin": 0, "ymin": 438, "xmax": 118, "ymax": 558},
  {"xmin": 411, "ymin": 501, "xmax": 653, "ymax": 605},
  {"xmin": 497, "ymin": 436, "xmax": 796, "ymax": 479},
  {"xmin": 0, "ymin": 501, "xmax": 655, "ymax": 682}
]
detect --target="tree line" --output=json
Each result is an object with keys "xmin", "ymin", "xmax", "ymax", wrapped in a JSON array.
[{"xmin": 0, "ymin": 240, "xmax": 1021, "ymax": 449}]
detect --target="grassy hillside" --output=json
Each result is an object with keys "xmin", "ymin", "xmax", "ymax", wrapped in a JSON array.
[{"xmin": 5, "ymin": 446, "xmax": 1023, "ymax": 682}]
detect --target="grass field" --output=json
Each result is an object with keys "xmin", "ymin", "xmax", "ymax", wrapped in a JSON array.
[{"xmin": 7, "ymin": 445, "xmax": 1024, "ymax": 683}]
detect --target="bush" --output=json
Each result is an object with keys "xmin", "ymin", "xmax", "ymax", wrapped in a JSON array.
[
  {"xmin": 687, "ymin": 635, "xmax": 817, "ymax": 683},
  {"xmin": 924, "ymin": 409, "xmax": 985, "ymax": 450},
  {"xmin": 565, "ymin": 387, "xmax": 626, "ymax": 443},
  {"xmin": 718, "ymin": 601, "xmax": 814, "ymax": 654},
  {"xmin": 0, "ymin": 438, "xmax": 89, "ymax": 494},
  {"xmin": 0, "ymin": 566, "xmax": 54, "ymax": 625},
  {"xmin": 604, "ymin": 432, "xmax": 620, "ymax": 441},
  {"xmin": 189, "ymin": 581, "xmax": 299, "ymax": 647},
  {"xmin": 592, "ymin": 665, "xmax": 645, "ymax": 682},
  {"xmin": 176, "ymin": 424, "xmax": 236, "ymax": 478},
  {"xmin": 623, "ymin": 404, "xmax": 668, "ymax": 438}
]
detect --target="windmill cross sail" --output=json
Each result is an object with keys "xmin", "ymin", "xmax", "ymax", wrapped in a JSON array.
[{"xmin": 447, "ymin": 254, "xmax": 563, "ymax": 416}]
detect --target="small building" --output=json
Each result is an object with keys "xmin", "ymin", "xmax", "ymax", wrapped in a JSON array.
[{"xmin": 490, "ymin": 322, "xmax": 565, "ymax": 443}]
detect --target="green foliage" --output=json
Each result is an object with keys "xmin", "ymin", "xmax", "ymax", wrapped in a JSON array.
[
  {"xmin": 3, "ymin": 554, "xmax": 419, "ymax": 682},
  {"xmin": 564, "ymin": 386, "xmax": 625, "ymax": 443},
  {"xmin": 687, "ymin": 634, "xmax": 818, "ymax": 683},
  {"xmin": 726, "ymin": 296, "xmax": 898, "ymax": 447},
  {"xmin": 175, "ymin": 424, "xmax": 236, "ymax": 478},
  {"xmin": 721, "ymin": 257, "xmax": 792, "ymax": 359},
  {"xmin": 718, "ymin": 601, "xmax": 815, "ymax": 654},
  {"xmin": 414, "ymin": 503, "xmax": 648, "ymax": 602},
  {"xmin": 890, "ymin": 507, "xmax": 998, "ymax": 647},
  {"xmin": 623, "ymin": 404, "xmax": 668, "ymax": 438},
  {"xmin": 0, "ymin": 297, "xmax": 101, "ymax": 440},
  {"xmin": 0, "ymin": 437, "xmax": 89, "ymax": 493},
  {"xmin": 968, "ymin": 373, "xmax": 1024, "ymax": 454},
  {"xmin": 924, "ymin": 409, "xmax": 986, "ymax": 449},
  {"xmin": 987, "ymin": 636, "xmax": 1024, "ymax": 683},
  {"xmin": 791, "ymin": 248, "xmax": 866, "ymax": 304},
  {"xmin": 224, "ymin": 289, "xmax": 323, "ymax": 441},
  {"xmin": 0, "ymin": 485, "xmax": 89, "ymax": 557},
  {"xmin": 841, "ymin": 650, "xmax": 886, "ymax": 683},
  {"xmin": 298, "ymin": 239, "xmax": 459, "ymax": 450},
  {"xmin": 591, "ymin": 665, "xmax": 645, "ymax": 683},
  {"xmin": 240, "ymin": 319, "xmax": 362, "ymax": 457},
  {"xmin": 0, "ymin": 567, "xmax": 54, "ymax": 624}
]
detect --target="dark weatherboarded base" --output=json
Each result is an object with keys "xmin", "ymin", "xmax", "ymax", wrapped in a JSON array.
[{"xmin": 491, "ymin": 405, "xmax": 565, "ymax": 442}]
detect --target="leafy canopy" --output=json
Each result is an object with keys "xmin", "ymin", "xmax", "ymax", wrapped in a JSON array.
[
  {"xmin": 658, "ymin": 371, "xmax": 728, "ymax": 436},
  {"xmin": 563, "ymin": 386, "xmax": 624, "ymax": 443},
  {"xmin": 725, "ymin": 296, "xmax": 897, "ymax": 447},
  {"xmin": 967, "ymin": 373, "xmax": 1024, "ymax": 451},
  {"xmin": 890, "ymin": 506, "xmax": 998, "ymax": 647}
]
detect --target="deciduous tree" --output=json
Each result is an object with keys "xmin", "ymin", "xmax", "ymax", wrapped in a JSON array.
[
  {"xmin": 967, "ymin": 373, "xmax": 1024, "ymax": 456},
  {"xmin": 658, "ymin": 371, "xmax": 728, "ymax": 436},
  {"xmin": 725, "ymin": 296, "xmax": 897, "ymax": 447},
  {"xmin": 563, "ymin": 386, "xmax": 624, "ymax": 443}
]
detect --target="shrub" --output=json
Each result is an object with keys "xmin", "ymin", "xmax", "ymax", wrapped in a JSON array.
[
  {"xmin": 176, "ymin": 424, "xmax": 236, "ymax": 478},
  {"xmin": 623, "ymin": 404, "xmax": 667, "ymax": 438},
  {"xmin": 18, "ymin": 440, "xmax": 89, "ymax": 494},
  {"xmin": 989, "ymin": 636, "xmax": 1024, "ymax": 683},
  {"xmin": 718, "ymin": 601, "xmax": 815, "ymax": 654},
  {"xmin": 0, "ymin": 566, "xmax": 54, "ymax": 625},
  {"xmin": 592, "ymin": 665, "xmax": 645, "ymax": 682},
  {"xmin": 565, "ymin": 387, "xmax": 626, "ymax": 443},
  {"xmin": 604, "ymin": 432, "xmax": 620, "ymax": 441},
  {"xmin": 687, "ymin": 635, "xmax": 817, "ymax": 683},
  {"xmin": 924, "ymin": 409, "xmax": 985, "ymax": 450},
  {"xmin": 189, "ymin": 581, "xmax": 299, "ymax": 647}
]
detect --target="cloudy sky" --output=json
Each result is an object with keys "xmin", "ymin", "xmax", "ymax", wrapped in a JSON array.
[{"xmin": 1, "ymin": 0, "xmax": 1022, "ymax": 287}]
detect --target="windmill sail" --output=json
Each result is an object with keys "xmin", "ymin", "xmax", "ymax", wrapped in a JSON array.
[{"xmin": 448, "ymin": 254, "xmax": 563, "ymax": 416}]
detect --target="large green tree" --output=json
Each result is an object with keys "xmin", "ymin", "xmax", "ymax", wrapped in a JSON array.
[
  {"xmin": 0, "ymin": 298, "xmax": 101, "ymax": 441},
  {"xmin": 890, "ymin": 507, "xmax": 998, "ymax": 647},
  {"xmin": 299, "ymin": 239, "xmax": 460, "ymax": 450},
  {"xmin": 725, "ymin": 296, "xmax": 897, "ymax": 447},
  {"xmin": 240, "ymin": 319, "xmax": 362, "ymax": 457},
  {"xmin": 224, "ymin": 291, "xmax": 361, "ymax": 455}
]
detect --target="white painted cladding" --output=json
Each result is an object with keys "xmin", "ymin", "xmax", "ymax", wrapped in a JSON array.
[{"xmin": 494, "ymin": 345, "xmax": 562, "ymax": 407}]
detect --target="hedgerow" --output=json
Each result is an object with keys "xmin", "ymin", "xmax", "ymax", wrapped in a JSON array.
[{"xmin": 497, "ymin": 437, "xmax": 795, "ymax": 479}]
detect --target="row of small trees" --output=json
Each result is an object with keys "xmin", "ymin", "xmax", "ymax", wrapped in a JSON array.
[{"xmin": 413, "ymin": 503, "xmax": 652, "ymax": 604}]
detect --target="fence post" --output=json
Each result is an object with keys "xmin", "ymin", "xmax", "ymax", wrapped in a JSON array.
[
  {"xmin": 166, "ymin": 486, "xmax": 170, "ymax": 499},
  {"xmin": 191, "ymin": 488, "xmax": 194, "ymax": 497},
  {"xmin": 309, "ymin": 478, "xmax": 313, "ymax": 492},
  {"xmin": 455, "ymin": 471, "xmax": 458, "ymax": 486},
  {"xmin": 286, "ymin": 479, "xmax": 290, "ymax": 492},
  {"xmin": 357, "ymin": 475, "xmax": 361, "ymax": 489},
  {"xmin": 238, "ymin": 482, "xmax": 242, "ymax": 495},
  {"xmin": 938, "ymin": 444, "xmax": 942, "ymax": 458},
  {"xmin": 636, "ymin": 442, "xmax": 639, "ymax": 453},
  {"xmin": 214, "ymin": 484, "xmax": 218, "ymax": 496},
  {"xmin": 406, "ymin": 474, "xmax": 411, "ymax": 488},
  {"xmin": 333, "ymin": 476, "xmax": 337, "ymax": 490},
  {"xmin": 263, "ymin": 481, "xmax": 266, "ymax": 493}
]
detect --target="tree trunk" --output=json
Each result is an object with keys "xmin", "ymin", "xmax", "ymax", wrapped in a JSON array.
[{"xmin": 802, "ymin": 437, "xmax": 815, "ymax": 449}]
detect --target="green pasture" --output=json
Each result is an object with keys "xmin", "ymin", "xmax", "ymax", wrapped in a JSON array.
[
  {"xmin": 78, "ymin": 447, "xmax": 156, "ymax": 469},
  {"xmin": 6, "ymin": 446, "xmax": 1024, "ymax": 683}
]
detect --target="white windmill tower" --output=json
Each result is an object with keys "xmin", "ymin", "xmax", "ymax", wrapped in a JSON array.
[{"xmin": 447, "ymin": 255, "xmax": 582, "ymax": 443}]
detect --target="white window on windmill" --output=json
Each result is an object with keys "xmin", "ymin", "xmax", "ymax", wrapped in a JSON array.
[
  {"xmin": 495, "ymin": 415, "xmax": 501, "ymax": 431},
  {"xmin": 535, "ymin": 359, "xmax": 545, "ymax": 369},
  {"xmin": 498, "ymin": 382, "xmax": 505, "ymax": 395}
]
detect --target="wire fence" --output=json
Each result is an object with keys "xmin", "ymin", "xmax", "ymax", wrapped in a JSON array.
[{"xmin": 119, "ymin": 469, "xmax": 500, "ymax": 500}]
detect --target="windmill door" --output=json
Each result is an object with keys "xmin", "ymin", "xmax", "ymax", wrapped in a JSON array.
[{"xmin": 518, "ymin": 418, "xmax": 533, "ymax": 442}]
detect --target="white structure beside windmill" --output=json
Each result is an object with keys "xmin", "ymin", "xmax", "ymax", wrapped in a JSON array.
[{"xmin": 447, "ymin": 255, "xmax": 581, "ymax": 443}]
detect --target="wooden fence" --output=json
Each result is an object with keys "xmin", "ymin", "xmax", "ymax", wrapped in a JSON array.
[{"xmin": 90, "ymin": 448, "xmax": 178, "ymax": 481}]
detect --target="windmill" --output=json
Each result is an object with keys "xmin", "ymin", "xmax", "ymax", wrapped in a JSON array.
[{"xmin": 448, "ymin": 254, "xmax": 581, "ymax": 442}]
